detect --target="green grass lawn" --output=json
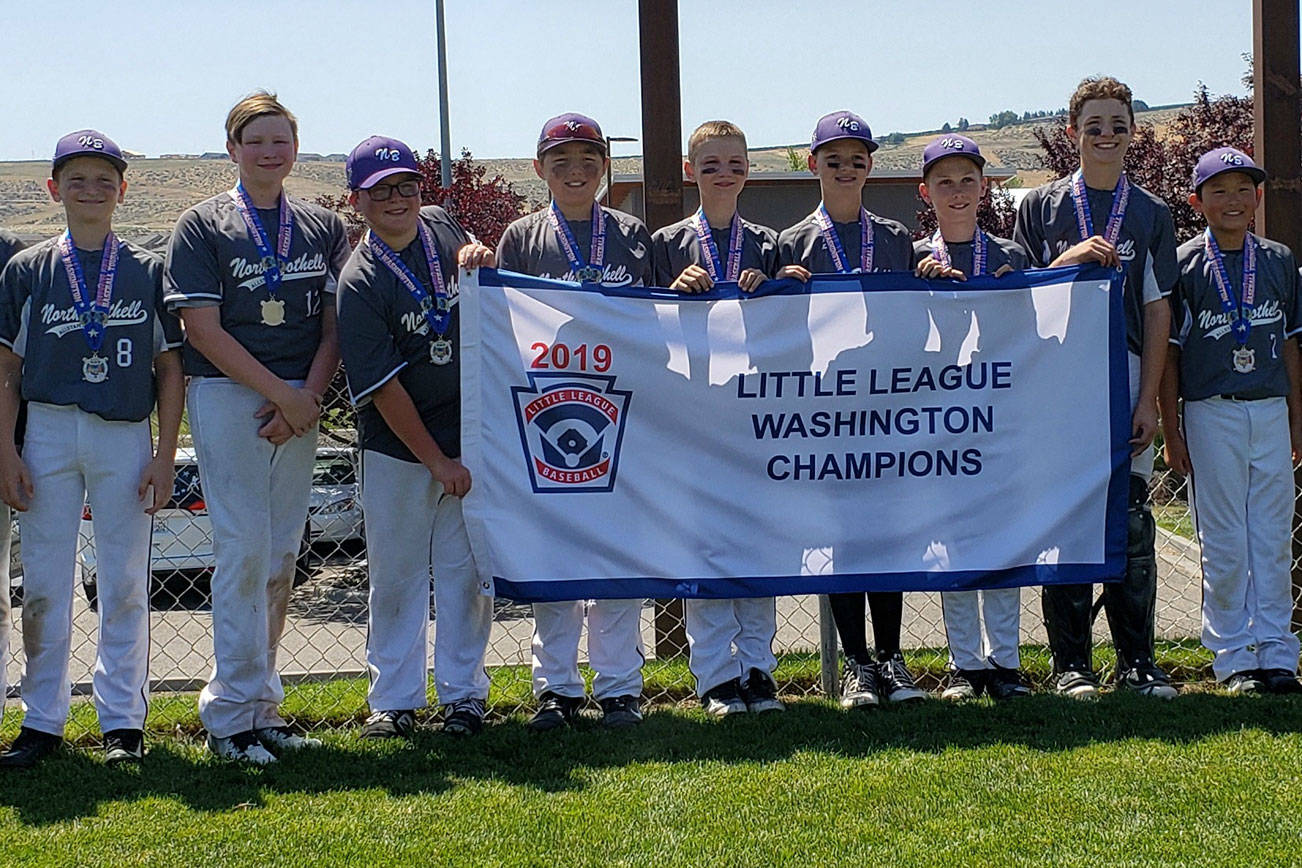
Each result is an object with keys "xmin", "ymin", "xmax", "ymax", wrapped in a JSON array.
[{"xmin": 2, "ymin": 645, "xmax": 1300, "ymax": 867}]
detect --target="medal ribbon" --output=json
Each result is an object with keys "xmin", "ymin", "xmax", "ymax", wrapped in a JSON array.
[
  {"xmin": 229, "ymin": 185, "xmax": 293, "ymax": 300},
  {"xmin": 547, "ymin": 200, "xmax": 605, "ymax": 281},
  {"xmin": 1070, "ymin": 170, "xmax": 1130, "ymax": 246},
  {"xmin": 367, "ymin": 225, "xmax": 450, "ymax": 337},
  {"xmin": 57, "ymin": 230, "xmax": 118, "ymax": 353},
  {"xmin": 1205, "ymin": 229, "xmax": 1257, "ymax": 346},
  {"xmin": 692, "ymin": 208, "xmax": 743, "ymax": 281},
  {"xmin": 814, "ymin": 203, "xmax": 873, "ymax": 273},
  {"xmin": 930, "ymin": 228, "xmax": 988, "ymax": 276}
]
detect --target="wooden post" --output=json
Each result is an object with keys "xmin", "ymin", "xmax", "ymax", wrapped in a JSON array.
[
  {"xmin": 1253, "ymin": 0, "xmax": 1302, "ymax": 629},
  {"xmin": 638, "ymin": 0, "xmax": 688, "ymax": 658}
]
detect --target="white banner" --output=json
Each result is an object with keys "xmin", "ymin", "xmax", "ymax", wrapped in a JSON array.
[{"xmin": 461, "ymin": 266, "xmax": 1130, "ymax": 601}]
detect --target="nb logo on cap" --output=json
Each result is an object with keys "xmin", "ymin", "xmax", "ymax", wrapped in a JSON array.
[
  {"xmin": 374, "ymin": 147, "xmax": 402, "ymax": 162},
  {"xmin": 939, "ymin": 138, "xmax": 965, "ymax": 149},
  {"xmin": 1219, "ymin": 152, "xmax": 1244, "ymax": 165},
  {"xmin": 78, "ymin": 134, "xmax": 105, "ymax": 150},
  {"xmin": 836, "ymin": 117, "xmax": 860, "ymax": 131},
  {"xmin": 565, "ymin": 121, "xmax": 581, "ymax": 131}
]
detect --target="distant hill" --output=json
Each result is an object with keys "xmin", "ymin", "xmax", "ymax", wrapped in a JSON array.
[{"xmin": 0, "ymin": 105, "xmax": 1188, "ymax": 242}]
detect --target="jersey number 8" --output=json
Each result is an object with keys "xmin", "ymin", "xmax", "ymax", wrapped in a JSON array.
[{"xmin": 116, "ymin": 337, "xmax": 132, "ymax": 367}]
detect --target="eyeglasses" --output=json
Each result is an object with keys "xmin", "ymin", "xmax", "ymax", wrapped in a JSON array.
[{"xmin": 365, "ymin": 180, "xmax": 421, "ymax": 201}]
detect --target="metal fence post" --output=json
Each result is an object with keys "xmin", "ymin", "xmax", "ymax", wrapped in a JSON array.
[{"xmin": 818, "ymin": 594, "xmax": 839, "ymax": 699}]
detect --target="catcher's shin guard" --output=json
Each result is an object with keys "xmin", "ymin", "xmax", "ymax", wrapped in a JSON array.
[
  {"xmin": 1042, "ymin": 583, "xmax": 1094, "ymax": 673},
  {"xmin": 1102, "ymin": 474, "xmax": 1158, "ymax": 667}
]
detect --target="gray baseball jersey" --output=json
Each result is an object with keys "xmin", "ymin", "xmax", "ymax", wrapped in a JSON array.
[
  {"xmin": 911, "ymin": 233, "xmax": 1029, "ymax": 276},
  {"xmin": 337, "ymin": 206, "xmax": 470, "ymax": 463},
  {"xmin": 1013, "ymin": 176, "xmax": 1177, "ymax": 355},
  {"xmin": 0, "ymin": 237, "xmax": 181, "ymax": 422},
  {"xmin": 651, "ymin": 215, "xmax": 779, "ymax": 285},
  {"xmin": 1171, "ymin": 234, "xmax": 1301, "ymax": 401},
  {"xmin": 496, "ymin": 206, "xmax": 654, "ymax": 286},
  {"xmin": 164, "ymin": 192, "xmax": 350, "ymax": 378},
  {"xmin": 777, "ymin": 211, "xmax": 915, "ymax": 273},
  {"xmin": 0, "ymin": 229, "xmax": 24, "ymax": 270}
]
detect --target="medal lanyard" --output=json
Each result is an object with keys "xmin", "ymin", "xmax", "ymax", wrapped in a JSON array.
[
  {"xmin": 1070, "ymin": 170, "xmax": 1130, "ymax": 247},
  {"xmin": 1205, "ymin": 229, "xmax": 1256, "ymax": 346},
  {"xmin": 930, "ymin": 228, "xmax": 988, "ymax": 276},
  {"xmin": 547, "ymin": 200, "xmax": 605, "ymax": 280},
  {"xmin": 367, "ymin": 225, "xmax": 450, "ymax": 337},
  {"xmin": 229, "ymin": 185, "xmax": 293, "ymax": 300},
  {"xmin": 815, "ymin": 203, "xmax": 873, "ymax": 273},
  {"xmin": 692, "ymin": 208, "xmax": 743, "ymax": 282},
  {"xmin": 57, "ymin": 230, "xmax": 118, "ymax": 353}
]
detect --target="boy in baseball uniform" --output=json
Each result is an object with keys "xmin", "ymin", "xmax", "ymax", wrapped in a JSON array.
[
  {"xmin": 651, "ymin": 120, "xmax": 783, "ymax": 715},
  {"xmin": 0, "ymin": 228, "xmax": 23, "ymax": 732},
  {"xmin": 496, "ymin": 113, "xmax": 652, "ymax": 730},
  {"xmin": 165, "ymin": 93, "xmax": 350, "ymax": 764},
  {"xmin": 1014, "ymin": 76, "xmax": 1179, "ymax": 700},
  {"xmin": 913, "ymin": 135, "xmax": 1031, "ymax": 701},
  {"xmin": 777, "ymin": 110, "xmax": 925, "ymax": 708},
  {"xmin": 1159, "ymin": 147, "xmax": 1302, "ymax": 695},
  {"xmin": 336, "ymin": 136, "xmax": 497, "ymax": 739},
  {"xmin": 0, "ymin": 131, "xmax": 183, "ymax": 768}
]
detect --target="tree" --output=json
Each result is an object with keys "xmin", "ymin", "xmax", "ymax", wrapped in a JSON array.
[
  {"xmin": 785, "ymin": 146, "xmax": 806, "ymax": 171},
  {"xmin": 941, "ymin": 122, "xmax": 952, "ymax": 133},
  {"xmin": 988, "ymin": 110, "xmax": 1020, "ymax": 129},
  {"xmin": 1032, "ymin": 85, "xmax": 1252, "ymax": 241},
  {"xmin": 882, "ymin": 132, "xmax": 907, "ymax": 145},
  {"xmin": 317, "ymin": 148, "xmax": 528, "ymax": 248},
  {"xmin": 957, "ymin": 117, "xmax": 970, "ymax": 132}
]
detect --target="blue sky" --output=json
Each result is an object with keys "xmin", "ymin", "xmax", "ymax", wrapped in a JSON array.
[{"xmin": 0, "ymin": 0, "xmax": 1265, "ymax": 161}]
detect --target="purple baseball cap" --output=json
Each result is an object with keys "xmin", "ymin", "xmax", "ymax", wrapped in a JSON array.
[
  {"xmin": 347, "ymin": 135, "xmax": 421, "ymax": 190},
  {"xmin": 810, "ymin": 111, "xmax": 878, "ymax": 155},
  {"xmin": 1192, "ymin": 146, "xmax": 1266, "ymax": 192},
  {"xmin": 922, "ymin": 134, "xmax": 986, "ymax": 176},
  {"xmin": 52, "ymin": 129, "xmax": 127, "ymax": 174},
  {"xmin": 537, "ymin": 113, "xmax": 606, "ymax": 157}
]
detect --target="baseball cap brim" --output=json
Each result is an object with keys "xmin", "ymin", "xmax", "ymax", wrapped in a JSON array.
[
  {"xmin": 922, "ymin": 152, "xmax": 986, "ymax": 175},
  {"xmin": 813, "ymin": 134, "xmax": 879, "ymax": 155},
  {"xmin": 1197, "ymin": 164, "xmax": 1266, "ymax": 190},
  {"xmin": 355, "ymin": 167, "xmax": 421, "ymax": 190},
  {"xmin": 52, "ymin": 151, "xmax": 128, "ymax": 174}
]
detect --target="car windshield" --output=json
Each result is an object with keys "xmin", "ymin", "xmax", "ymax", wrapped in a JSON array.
[
  {"xmin": 167, "ymin": 463, "xmax": 204, "ymax": 510},
  {"xmin": 313, "ymin": 458, "xmax": 355, "ymax": 486}
]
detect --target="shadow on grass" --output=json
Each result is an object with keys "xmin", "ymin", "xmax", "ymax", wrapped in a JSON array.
[{"xmin": 2, "ymin": 690, "xmax": 1301, "ymax": 826}]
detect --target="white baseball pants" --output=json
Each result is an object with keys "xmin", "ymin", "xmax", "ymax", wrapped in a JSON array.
[
  {"xmin": 685, "ymin": 597, "xmax": 778, "ymax": 696},
  {"xmin": 1185, "ymin": 396, "xmax": 1301, "ymax": 680},
  {"xmin": 360, "ymin": 450, "xmax": 492, "ymax": 711},
  {"xmin": 941, "ymin": 588, "xmax": 1021, "ymax": 671},
  {"xmin": 189, "ymin": 377, "xmax": 316, "ymax": 738},
  {"xmin": 1129, "ymin": 351, "xmax": 1154, "ymax": 480},
  {"xmin": 532, "ymin": 598, "xmax": 645, "ymax": 700},
  {"xmin": 18, "ymin": 402, "xmax": 152, "ymax": 735}
]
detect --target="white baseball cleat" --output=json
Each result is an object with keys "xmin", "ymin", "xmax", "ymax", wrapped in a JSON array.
[
  {"xmin": 207, "ymin": 731, "xmax": 277, "ymax": 765},
  {"xmin": 254, "ymin": 725, "xmax": 323, "ymax": 754}
]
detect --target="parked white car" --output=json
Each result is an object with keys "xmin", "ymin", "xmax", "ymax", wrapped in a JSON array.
[{"xmin": 79, "ymin": 446, "xmax": 363, "ymax": 605}]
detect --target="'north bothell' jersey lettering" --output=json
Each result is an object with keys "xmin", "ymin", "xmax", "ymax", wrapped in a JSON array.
[
  {"xmin": 652, "ymin": 215, "xmax": 779, "ymax": 286},
  {"xmin": 337, "ymin": 206, "xmax": 470, "ymax": 463},
  {"xmin": 496, "ymin": 206, "xmax": 654, "ymax": 287},
  {"xmin": 1172, "ymin": 233, "xmax": 1302, "ymax": 401},
  {"xmin": 777, "ymin": 210, "xmax": 914, "ymax": 274},
  {"xmin": 0, "ymin": 237, "xmax": 181, "ymax": 422},
  {"xmin": 1014, "ymin": 175, "xmax": 1177, "ymax": 356},
  {"xmin": 163, "ymin": 191, "xmax": 350, "ymax": 378}
]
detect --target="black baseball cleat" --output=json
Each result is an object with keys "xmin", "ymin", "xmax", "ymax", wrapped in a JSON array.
[
  {"xmin": 442, "ymin": 698, "xmax": 486, "ymax": 736},
  {"xmin": 598, "ymin": 695, "xmax": 643, "ymax": 728},
  {"xmin": 701, "ymin": 677, "xmax": 748, "ymax": 717},
  {"xmin": 941, "ymin": 669, "xmax": 986, "ymax": 701},
  {"xmin": 740, "ymin": 668, "xmax": 785, "ymax": 714},
  {"xmin": 1223, "ymin": 670, "xmax": 1265, "ymax": 695},
  {"xmin": 1259, "ymin": 668, "xmax": 1302, "ymax": 694},
  {"xmin": 103, "ymin": 728, "xmax": 145, "ymax": 766},
  {"xmin": 0, "ymin": 727, "xmax": 62, "ymax": 769},
  {"xmin": 361, "ymin": 709, "xmax": 416, "ymax": 740},
  {"xmin": 1117, "ymin": 660, "xmax": 1178, "ymax": 699},
  {"xmin": 527, "ymin": 692, "xmax": 585, "ymax": 732},
  {"xmin": 987, "ymin": 665, "xmax": 1031, "ymax": 700},
  {"xmin": 839, "ymin": 658, "xmax": 881, "ymax": 708}
]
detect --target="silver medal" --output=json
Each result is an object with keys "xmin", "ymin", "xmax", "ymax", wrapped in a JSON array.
[
  {"xmin": 577, "ymin": 265, "xmax": 603, "ymax": 283},
  {"xmin": 261, "ymin": 297, "xmax": 286, "ymax": 327},
  {"xmin": 1233, "ymin": 346, "xmax": 1255, "ymax": 374},
  {"xmin": 430, "ymin": 339, "xmax": 453, "ymax": 366},
  {"xmin": 82, "ymin": 354, "xmax": 109, "ymax": 384}
]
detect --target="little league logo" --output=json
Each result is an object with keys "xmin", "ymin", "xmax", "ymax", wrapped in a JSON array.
[{"xmin": 512, "ymin": 372, "xmax": 631, "ymax": 493}]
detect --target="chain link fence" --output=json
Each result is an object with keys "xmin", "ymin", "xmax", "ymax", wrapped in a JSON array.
[{"xmin": 2, "ymin": 375, "xmax": 1294, "ymax": 736}]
